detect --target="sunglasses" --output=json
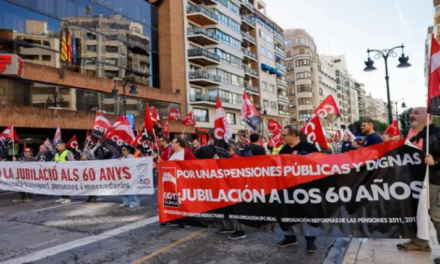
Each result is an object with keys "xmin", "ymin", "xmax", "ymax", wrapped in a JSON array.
[{"xmin": 122, "ymin": 149, "xmax": 128, "ymax": 152}]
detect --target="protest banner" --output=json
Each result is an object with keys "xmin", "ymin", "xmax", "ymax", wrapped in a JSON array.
[
  {"xmin": 0, "ymin": 157, "xmax": 154, "ymax": 196},
  {"xmin": 159, "ymin": 140, "xmax": 426, "ymax": 238}
]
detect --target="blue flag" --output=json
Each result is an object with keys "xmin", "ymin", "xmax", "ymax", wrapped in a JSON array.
[{"xmin": 72, "ymin": 31, "xmax": 77, "ymax": 64}]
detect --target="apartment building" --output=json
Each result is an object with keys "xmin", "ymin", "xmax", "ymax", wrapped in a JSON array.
[
  {"xmin": 185, "ymin": 0, "xmax": 288, "ymax": 138},
  {"xmin": 366, "ymin": 94, "xmax": 387, "ymax": 124},
  {"xmin": 318, "ymin": 55, "xmax": 339, "ymax": 133},
  {"xmin": 355, "ymin": 81, "xmax": 367, "ymax": 119},
  {"xmin": 284, "ymin": 29, "xmax": 320, "ymax": 128}
]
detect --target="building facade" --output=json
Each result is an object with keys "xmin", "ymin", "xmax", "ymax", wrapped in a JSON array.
[
  {"xmin": 184, "ymin": 0, "xmax": 288, "ymax": 139},
  {"xmin": 366, "ymin": 93, "xmax": 387, "ymax": 124},
  {"xmin": 0, "ymin": 0, "xmax": 189, "ymax": 151}
]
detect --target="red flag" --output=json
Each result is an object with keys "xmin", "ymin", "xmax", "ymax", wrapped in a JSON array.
[
  {"xmin": 384, "ymin": 120, "xmax": 401, "ymax": 137},
  {"xmin": 269, "ymin": 129, "xmax": 284, "ymax": 148},
  {"xmin": 133, "ymin": 132, "xmax": 143, "ymax": 147},
  {"xmin": 312, "ymin": 95, "xmax": 341, "ymax": 124},
  {"xmin": 23, "ymin": 142, "xmax": 27, "ymax": 151},
  {"xmin": 53, "ymin": 126, "xmax": 62, "ymax": 147},
  {"xmin": 144, "ymin": 104, "xmax": 155, "ymax": 131},
  {"xmin": 182, "ymin": 111, "xmax": 197, "ymax": 126},
  {"xmin": 167, "ymin": 108, "xmax": 181, "ymax": 121},
  {"xmin": 301, "ymin": 115, "xmax": 328, "ymax": 151},
  {"xmin": 428, "ymin": 34, "xmax": 440, "ymax": 115},
  {"xmin": 66, "ymin": 135, "xmax": 78, "ymax": 149},
  {"xmin": 163, "ymin": 122, "xmax": 170, "ymax": 137},
  {"xmin": 101, "ymin": 117, "xmax": 135, "ymax": 155},
  {"xmin": 241, "ymin": 91, "xmax": 262, "ymax": 130},
  {"xmin": 150, "ymin": 106, "xmax": 163, "ymax": 127},
  {"xmin": 91, "ymin": 111, "xmax": 111, "ymax": 140},
  {"xmin": 0, "ymin": 125, "xmax": 20, "ymax": 143},
  {"xmin": 43, "ymin": 137, "xmax": 54, "ymax": 152},
  {"xmin": 214, "ymin": 95, "xmax": 232, "ymax": 145},
  {"xmin": 268, "ymin": 119, "xmax": 282, "ymax": 130}
]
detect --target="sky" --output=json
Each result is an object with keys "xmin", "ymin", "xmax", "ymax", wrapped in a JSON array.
[{"xmin": 266, "ymin": 0, "xmax": 433, "ymax": 113}]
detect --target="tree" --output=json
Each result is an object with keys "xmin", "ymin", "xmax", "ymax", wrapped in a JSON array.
[
  {"xmin": 399, "ymin": 107, "xmax": 412, "ymax": 130},
  {"xmin": 349, "ymin": 118, "xmax": 389, "ymax": 136}
]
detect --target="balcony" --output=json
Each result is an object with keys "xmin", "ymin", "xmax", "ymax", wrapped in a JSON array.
[
  {"xmin": 241, "ymin": 15, "xmax": 256, "ymax": 30},
  {"xmin": 274, "ymin": 46, "xmax": 285, "ymax": 57},
  {"xmin": 187, "ymin": 27, "xmax": 219, "ymax": 45},
  {"xmin": 278, "ymin": 94, "xmax": 289, "ymax": 102},
  {"xmin": 287, "ymin": 66, "xmax": 293, "ymax": 72},
  {"xmin": 276, "ymin": 62, "xmax": 286, "ymax": 72},
  {"xmin": 244, "ymin": 83, "xmax": 259, "ymax": 94},
  {"xmin": 289, "ymin": 104, "xmax": 296, "ymax": 109},
  {"xmin": 278, "ymin": 110, "xmax": 290, "ymax": 116},
  {"xmin": 187, "ymin": 5, "xmax": 218, "ymax": 26},
  {"xmin": 242, "ymin": 48, "xmax": 257, "ymax": 62},
  {"xmin": 290, "ymin": 117, "xmax": 297, "ymax": 122},
  {"xmin": 191, "ymin": 0, "xmax": 218, "ymax": 5},
  {"xmin": 277, "ymin": 78, "xmax": 287, "ymax": 88},
  {"xmin": 241, "ymin": 31, "xmax": 256, "ymax": 47},
  {"xmin": 240, "ymin": 0, "xmax": 254, "ymax": 14},
  {"xmin": 190, "ymin": 94, "xmax": 216, "ymax": 105},
  {"xmin": 243, "ymin": 65, "xmax": 259, "ymax": 79},
  {"xmin": 274, "ymin": 31, "xmax": 284, "ymax": 42},
  {"xmin": 189, "ymin": 70, "xmax": 221, "ymax": 86},
  {"xmin": 188, "ymin": 48, "xmax": 220, "ymax": 65}
]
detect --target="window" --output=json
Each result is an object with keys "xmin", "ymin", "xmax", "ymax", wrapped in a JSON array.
[
  {"xmin": 107, "ymin": 58, "xmax": 117, "ymax": 65},
  {"xmin": 295, "ymin": 59, "xmax": 310, "ymax": 67},
  {"xmin": 298, "ymin": 98, "xmax": 313, "ymax": 105},
  {"xmin": 263, "ymin": 99, "xmax": 269, "ymax": 109},
  {"xmin": 269, "ymin": 84, "xmax": 275, "ymax": 93},
  {"xmin": 41, "ymin": 55, "xmax": 51, "ymax": 61},
  {"xmin": 297, "ymin": 85, "xmax": 313, "ymax": 93},
  {"xmin": 214, "ymin": 10, "xmax": 240, "ymax": 32},
  {"xmin": 270, "ymin": 101, "xmax": 277, "ymax": 109},
  {"xmin": 216, "ymin": 69, "xmax": 244, "ymax": 86},
  {"xmin": 289, "ymin": 88, "xmax": 295, "ymax": 96},
  {"xmin": 210, "ymin": 29, "xmax": 240, "ymax": 49},
  {"xmin": 299, "ymin": 110, "xmax": 313, "ymax": 119},
  {"xmin": 87, "ymin": 33, "xmax": 97, "ymax": 40},
  {"xmin": 218, "ymin": 0, "xmax": 239, "ymax": 14},
  {"xmin": 286, "ymin": 51, "xmax": 291, "ymax": 57},
  {"xmin": 266, "ymin": 50, "xmax": 274, "ymax": 59},
  {"xmin": 226, "ymin": 113, "xmax": 236, "ymax": 124},
  {"xmin": 319, "ymin": 88, "xmax": 323, "ymax": 96},
  {"xmin": 87, "ymin": 45, "xmax": 97, "ymax": 52},
  {"xmin": 262, "ymin": 82, "xmax": 267, "ymax": 90},
  {"xmin": 193, "ymin": 108, "xmax": 209, "ymax": 122},
  {"xmin": 43, "ymin": 41, "xmax": 50, "ymax": 47},
  {"xmin": 296, "ymin": 72, "xmax": 311, "ymax": 79},
  {"xmin": 208, "ymin": 48, "xmax": 242, "ymax": 67},
  {"xmin": 260, "ymin": 46, "xmax": 266, "ymax": 56},
  {"xmin": 334, "ymin": 59, "xmax": 341, "ymax": 63},
  {"xmin": 105, "ymin": 46, "xmax": 118, "ymax": 53},
  {"xmin": 295, "ymin": 38, "xmax": 305, "ymax": 44}
]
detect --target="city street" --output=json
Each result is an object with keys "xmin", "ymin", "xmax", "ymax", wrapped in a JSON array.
[{"xmin": 0, "ymin": 191, "xmax": 341, "ymax": 264}]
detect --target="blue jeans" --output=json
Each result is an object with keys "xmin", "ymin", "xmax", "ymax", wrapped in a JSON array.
[{"xmin": 122, "ymin": 195, "xmax": 140, "ymax": 206}]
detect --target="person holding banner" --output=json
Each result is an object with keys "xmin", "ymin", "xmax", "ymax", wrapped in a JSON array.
[
  {"xmin": 278, "ymin": 125, "xmax": 318, "ymax": 253},
  {"xmin": 341, "ymin": 135, "xmax": 354, "ymax": 153},
  {"xmin": 54, "ymin": 143, "xmax": 75, "ymax": 204},
  {"xmin": 36, "ymin": 145, "xmax": 54, "ymax": 162},
  {"xmin": 120, "ymin": 146, "xmax": 140, "ymax": 208},
  {"xmin": 12, "ymin": 148, "xmax": 37, "ymax": 203},
  {"xmin": 397, "ymin": 107, "xmax": 440, "ymax": 257}
]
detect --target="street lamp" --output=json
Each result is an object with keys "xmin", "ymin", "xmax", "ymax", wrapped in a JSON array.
[
  {"xmin": 364, "ymin": 45, "xmax": 411, "ymax": 124},
  {"xmin": 108, "ymin": 74, "xmax": 139, "ymax": 116},
  {"xmin": 392, "ymin": 98, "xmax": 406, "ymax": 127}
]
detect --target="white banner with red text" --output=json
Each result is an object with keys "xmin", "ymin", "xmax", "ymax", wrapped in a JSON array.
[{"xmin": 0, "ymin": 158, "xmax": 154, "ymax": 195}]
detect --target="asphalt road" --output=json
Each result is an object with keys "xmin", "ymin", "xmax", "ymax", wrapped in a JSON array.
[{"xmin": 0, "ymin": 191, "xmax": 343, "ymax": 264}]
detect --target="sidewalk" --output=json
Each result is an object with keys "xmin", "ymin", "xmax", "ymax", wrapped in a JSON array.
[{"xmin": 342, "ymin": 223, "xmax": 439, "ymax": 264}]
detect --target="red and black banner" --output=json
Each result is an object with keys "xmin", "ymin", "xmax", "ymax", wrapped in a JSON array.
[{"xmin": 159, "ymin": 140, "xmax": 426, "ymax": 238}]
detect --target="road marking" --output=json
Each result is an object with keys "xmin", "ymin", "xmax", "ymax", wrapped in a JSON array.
[
  {"xmin": 32, "ymin": 199, "xmax": 104, "ymax": 212},
  {"xmin": 0, "ymin": 216, "xmax": 159, "ymax": 264},
  {"xmin": 0, "ymin": 192, "xmax": 15, "ymax": 196},
  {"xmin": 132, "ymin": 228, "xmax": 207, "ymax": 264},
  {"xmin": 27, "ymin": 239, "xmax": 59, "ymax": 250}
]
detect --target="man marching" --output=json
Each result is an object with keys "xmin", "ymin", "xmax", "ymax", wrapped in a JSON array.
[
  {"xmin": 54, "ymin": 142, "xmax": 75, "ymax": 204},
  {"xmin": 396, "ymin": 107, "xmax": 440, "ymax": 264}
]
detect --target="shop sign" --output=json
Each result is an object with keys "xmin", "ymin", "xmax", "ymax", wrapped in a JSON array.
[
  {"xmin": 0, "ymin": 54, "xmax": 24, "ymax": 78},
  {"xmin": 195, "ymin": 127, "xmax": 213, "ymax": 134}
]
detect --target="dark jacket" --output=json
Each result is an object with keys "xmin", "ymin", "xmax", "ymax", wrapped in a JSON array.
[
  {"xmin": 195, "ymin": 145, "xmax": 231, "ymax": 159},
  {"xmin": 36, "ymin": 151, "xmax": 54, "ymax": 162},
  {"xmin": 21, "ymin": 156, "xmax": 37, "ymax": 162},
  {"xmin": 243, "ymin": 144, "xmax": 266, "ymax": 156},
  {"xmin": 404, "ymin": 124, "xmax": 440, "ymax": 185}
]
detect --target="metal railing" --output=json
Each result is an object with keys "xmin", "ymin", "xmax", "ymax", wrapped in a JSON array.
[
  {"xmin": 243, "ymin": 65, "xmax": 258, "ymax": 76},
  {"xmin": 186, "ymin": 5, "xmax": 218, "ymax": 21},
  {"xmin": 274, "ymin": 31, "xmax": 284, "ymax": 41},
  {"xmin": 244, "ymin": 83, "xmax": 259, "ymax": 93},
  {"xmin": 241, "ymin": 15, "xmax": 256, "ymax": 26},
  {"xmin": 187, "ymin": 27, "xmax": 219, "ymax": 41},
  {"xmin": 188, "ymin": 48, "xmax": 220, "ymax": 61},
  {"xmin": 240, "ymin": 0, "xmax": 254, "ymax": 11},
  {"xmin": 279, "ymin": 110, "xmax": 289, "ymax": 116},
  {"xmin": 276, "ymin": 62, "xmax": 286, "ymax": 71},
  {"xmin": 277, "ymin": 78, "xmax": 287, "ymax": 86},
  {"xmin": 242, "ymin": 48, "xmax": 257, "ymax": 60},
  {"xmin": 241, "ymin": 31, "xmax": 256, "ymax": 43},
  {"xmin": 278, "ymin": 94, "xmax": 289, "ymax": 100},
  {"xmin": 274, "ymin": 46, "xmax": 285, "ymax": 56},
  {"xmin": 190, "ymin": 94, "xmax": 216, "ymax": 103},
  {"xmin": 189, "ymin": 70, "xmax": 221, "ymax": 82}
]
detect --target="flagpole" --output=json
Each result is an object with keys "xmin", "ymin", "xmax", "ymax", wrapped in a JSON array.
[
  {"xmin": 181, "ymin": 126, "xmax": 187, "ymax": 138},
  {"xmin": 152, "ymin": 128, "xmax": 161, "ymax": 156}
]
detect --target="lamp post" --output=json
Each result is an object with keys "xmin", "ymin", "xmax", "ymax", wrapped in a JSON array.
[
  {"xmin": 108, "ymin": 74, "xmax": 138, "ymax": 116},
  {"xmin": 393, "ymin": 99, "xmax": 406, "ymax": 126},
  {"xmin": 364, "ymin": 45, "xmax": 411, "ymax": 124}
]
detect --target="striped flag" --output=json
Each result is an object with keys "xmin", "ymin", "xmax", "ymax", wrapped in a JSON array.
[
  {"xmin": 67, "ymin": 29, "xmax": 72, "ymax": 66},
  {"xmin": 61, "ymin": 30, "xmax": 68, "ymax": 62}
]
